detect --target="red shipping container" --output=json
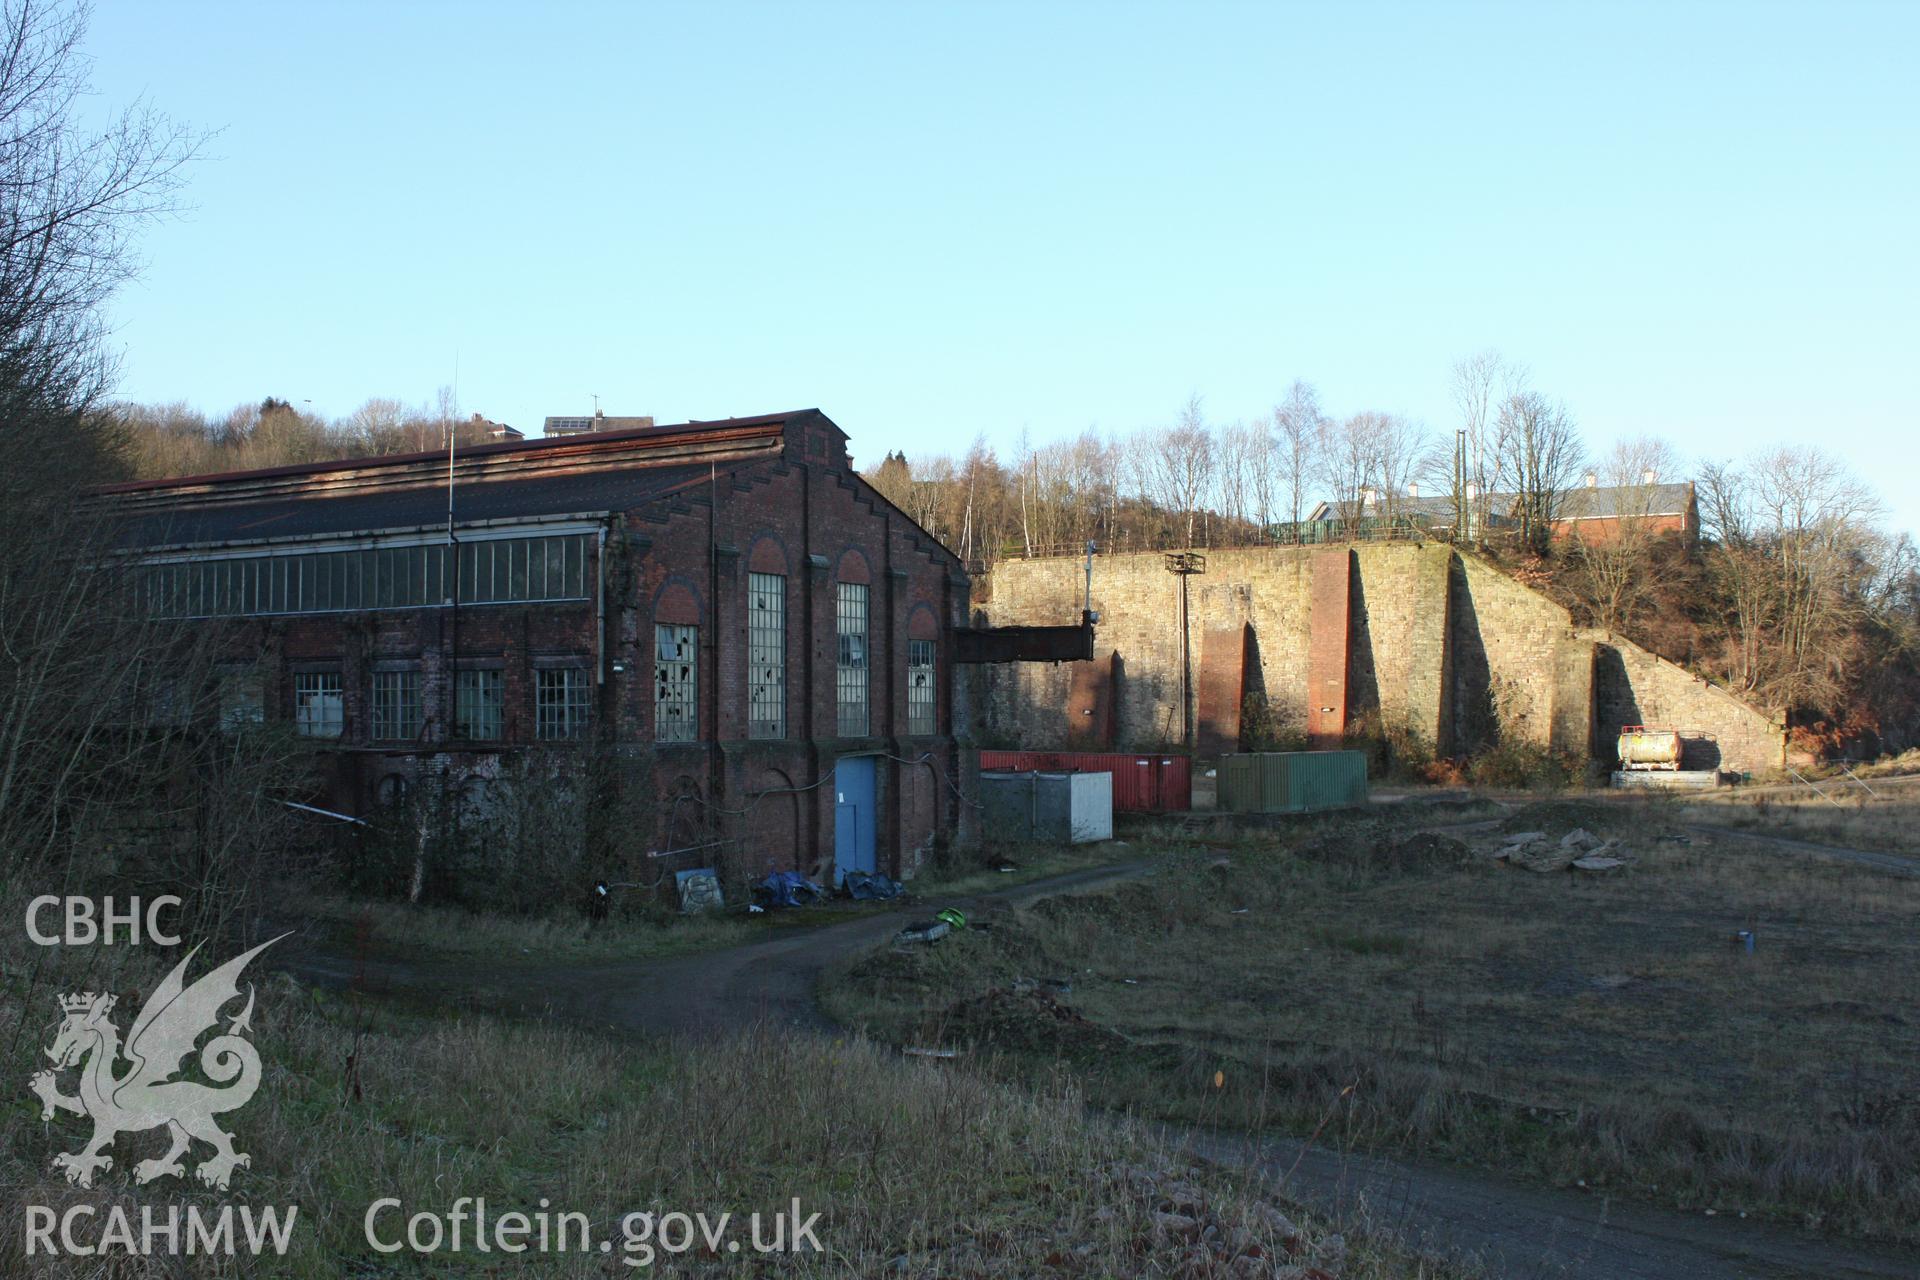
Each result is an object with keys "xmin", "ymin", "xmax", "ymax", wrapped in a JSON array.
[{"xmin": 979, "ymin": 751, "xmax": 1191, "ymax": 813}]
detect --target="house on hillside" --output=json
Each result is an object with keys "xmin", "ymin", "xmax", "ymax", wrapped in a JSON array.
[
  {"xmin": 1552, "ymin": 475, "xmax": 1698, "ymax": 544},
  {"xmin": 467, "ymin": 413, "xmax": 523, "ymax": 442},
  {"xmin": 91, "ymin": 410, "xmax": 974, "ymax": 886},
  {"xmin": 1299, "ymin": 475, "xmax": 1698, "ymax": 545},
  {"xmin": 544, "ymin": 411, "xmax": 656, "ymax": 437}
]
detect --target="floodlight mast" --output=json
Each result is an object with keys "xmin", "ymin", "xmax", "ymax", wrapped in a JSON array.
[{"xmin": 1083, "ymin": 541, "xmax": 1096, "ymax": 623}]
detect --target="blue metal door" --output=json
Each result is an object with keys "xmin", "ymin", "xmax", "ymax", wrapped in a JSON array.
[{"xmin": 833, "ymin": 756, "xmax": 877, "ymax": 886}]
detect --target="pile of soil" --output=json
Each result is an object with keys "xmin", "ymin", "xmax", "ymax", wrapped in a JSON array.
[
  {"xmin": 1381, "ymin": 831, "xmax": 1476, "ymax": 872},
  {"xmin": 1028, "ymin": 884, "xmax": 1149, "ymax": 926},
  {"xmin": 937, "ymin": 986, "xmax": 1129, "ymax": 1060},
  {"xmin": 844, "ymin": 934, "xmax": 996, "ymax": 1001},
  {"xmin": 1294, "ymin": 827, "xmax": 1473, "ymax": 875}
]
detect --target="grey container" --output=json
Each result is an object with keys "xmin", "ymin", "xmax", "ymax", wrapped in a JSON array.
[
  {"xmin": 1217, "ymin": 751, "xmax": 1368, "ymax": 814},
  {"xmin": 977, "ymin": 771, "xmax": 1114, "ymax": 844}
]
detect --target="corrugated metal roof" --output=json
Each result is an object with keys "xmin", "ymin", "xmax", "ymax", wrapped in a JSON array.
[
  {"xmin": 94, "ymin": 407, "xmax": 966, "ymax": 574},
  {"xmin": 92, "ymin": 410, "xmax": 811, "ymax": 496},
  {"xmin": 113, "ymin": 460, "xmax": 745, "ymax": 549}
]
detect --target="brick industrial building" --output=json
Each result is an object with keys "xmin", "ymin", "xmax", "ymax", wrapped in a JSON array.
[{"xmin": 97, "ymin": 410, "xmax": 986, "ymax": 885}]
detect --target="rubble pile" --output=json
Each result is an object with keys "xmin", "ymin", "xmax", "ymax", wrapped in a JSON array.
[{"xmin": 1490, "ymin": 827, "xmax": 1632, "ymax": 874}]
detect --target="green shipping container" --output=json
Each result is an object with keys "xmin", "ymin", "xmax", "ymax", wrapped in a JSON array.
[{"xmin": 1217, "ymin": 751, "xmax": 1368, "ymax": 814}]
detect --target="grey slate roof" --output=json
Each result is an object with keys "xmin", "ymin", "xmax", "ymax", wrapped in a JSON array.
[{"xmin": 1554, "ymin": 482, "xmax": 1694, "ymax": 520}]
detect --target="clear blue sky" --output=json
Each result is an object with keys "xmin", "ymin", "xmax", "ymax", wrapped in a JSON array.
[{"xmin": 91, "ymin": 1, "xmax": 1917, "ymax": 535}]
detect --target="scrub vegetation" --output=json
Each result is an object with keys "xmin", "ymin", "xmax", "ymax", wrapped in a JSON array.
[
  {"xmin": 824, "ymin": 802, "xmax": 1920, "ymax": 1243},
  {"xmin": 0, "ymin": 905, "xmax": 1465, "ymax": 1278}
]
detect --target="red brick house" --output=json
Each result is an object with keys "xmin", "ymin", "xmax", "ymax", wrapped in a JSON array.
[
  {"xmin": 1551, "ymin": 478, "xmax": 1698, "ymax": 545},
  {"xmin": 96, "ymin": 410, "xmax": 972, "ymax": 886},
  {"xmin": 1306, "ymin": 478, "xmax": 1699, "ymax": 546}
]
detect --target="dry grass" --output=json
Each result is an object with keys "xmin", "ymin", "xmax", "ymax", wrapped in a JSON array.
[
  {"xmin": 286, "ymin": 882, "xmax": 787, "ymax": 966},
  {"xmin": 1832, "ymin": 748, "xmax": 1920, "ymax": 781},
  {"xmin": 825, "ymin": 800, "xmax": 1920, "ymax": 1243},
  {"xmin": 0, "ymin": 897, "xmax": 1462, "ymax": 1277},
  {"xmin": 1679, "ymin": 776, "xmax": 1920, "ymax": 855},
  {"xmin": 909, "ymin": 840, "xmax": 1126, "ymax": 897}
]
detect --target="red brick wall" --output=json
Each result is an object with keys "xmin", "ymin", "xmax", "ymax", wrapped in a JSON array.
[
  {"xmin": 1195, "ymin": 623, "xmax": 1249, "ymax": 756},
  {"xmin": 1064, "ymin": 651, "xmax": 1117, "ymax": 748},
  {"xmin": 1552, "ymin": 512, "xmax": 1693, "ymax": 545},
  {"xmin": 1307, "ymin": 551, "xmax": 1351, "ymax": 747}
]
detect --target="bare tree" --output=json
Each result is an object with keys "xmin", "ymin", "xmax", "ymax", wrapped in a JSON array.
[
  {"xmin": 1567, "ymin": 435, "xmax": 1683, "ymax": 631},
  {"xmin": 0, "ymin": 0, "xmax": 202, "ymax": 429},
  {"xmin": 1243, "ymin": 411, "xmax": 1280, "ymax": 533},
  {"xmin": 1314, "ymin": 411, "xmax": 1427, "ymax": 532},
  {"xmin": 1272, "ymin": 379, "xmax": 1323, "ymax": 534},
  {"xmin": 1696, "ymin": 447, "xmax": 1886, "ymax": 714},
  {"xmin": 1014, "ymin": 428, "xmax": 1036, "ymax": 556},
  {"xmin": 1498, "ymin": 390, "xmax": 1584, "ymax": 554},
  {"xmin": 1749, "ymin": 445, "xmax": 1883, "ymax": 709},
  {"xmin": 1131, "ymin": 395, "xmax": 1216, "ymax": 547},
  {"xmin": 956, "ymin": 435, "xmax": 1004, "ymax": 565},
  {"xmin": 113, "ymin": 399, "xmax": 219, "ymax": 476},
  {"xmin": 903, "ymin": 452, "xmax": 954, "ymax": 544},
  {"xmin": 1060, "ymin": 428, "xmax": 1114, "ymax": 547},
  {"xmin": 864, "ymin": 450, "xmax": 912, "ymax": 512},
  {"xmin": 1698, "ymin": 459, "xmax": 1768, "ymax": 692},
  {"xmin": 1367, "ymin": 412, "xmax": 1429, "ymax": 524},
  {"xmin": 0, "ymin": 1, "xmax": 314, "ymax": 938},
  {"xmin": 1317, "ymin": 412, "xmax": 1380, "ymax": 534},
  {"xmin": 346, "ymin": 396, "xmax": 408, "ymax": 452},
  {"xmin": 1447, "ymin": 351, "xmax": 1513, "ymax": 542}
]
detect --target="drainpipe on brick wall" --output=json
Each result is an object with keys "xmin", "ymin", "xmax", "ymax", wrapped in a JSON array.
[
  {"xmin": 707, "ymin": 464, "xmax": 723, "ymax": 826},
  {"xmin": 594, "ymin": 525, "xmax": 607, "ymax": 687},
  {"xmin": 444, "ymin": 434, "xmax": 461, "ymax": 744},
  {"xmin": 1179, "ymin": 572, "xmax": 1193, "ymax": 751}
]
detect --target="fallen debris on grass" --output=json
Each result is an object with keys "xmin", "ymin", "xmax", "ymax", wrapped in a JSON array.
[
  {"xmin": 758, "ymin": 869, "xmax": 827, "ymax": 907},
  {"xmin": 1492, "ymin": 825, "xmax": 1635, "ymax": 874},
  {"xmin": 844, "ymin": 869, "xmax": 905, "ymax": 900},
  {"xmin": 895, "ymin": 919, "xmax": 952, "ymax": 946}
]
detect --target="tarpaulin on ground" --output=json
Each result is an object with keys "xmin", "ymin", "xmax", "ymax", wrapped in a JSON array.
[
  {"xmin": 842, "ymin": 870, "xmax": 904, "ymax": 901},
  {"xmin": 758, "ymin": 870, "xmax": 826, "ymax": 907}
]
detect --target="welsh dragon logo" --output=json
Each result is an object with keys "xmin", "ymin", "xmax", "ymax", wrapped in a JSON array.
[{"xmin": 28, "ymin": 935, "xmax": 285, "ymax": 1190}]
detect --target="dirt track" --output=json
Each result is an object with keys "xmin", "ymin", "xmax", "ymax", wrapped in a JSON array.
[
  {"xmin": 285, "ymin": 861, "xmax": 1152, "ymax": 1034},
  {"xmin": 284, "ymin": 855, "xmax": 1920, "ymax": 1280},
  {"xmin": 1681, "ymin": 823, "xmax": 1920, "ymax": 876}
]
